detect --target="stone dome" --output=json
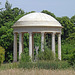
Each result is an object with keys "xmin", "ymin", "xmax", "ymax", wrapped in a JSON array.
[{"xmin": 12, "ymin": 12, "xmax": 62, "ymax": 28}]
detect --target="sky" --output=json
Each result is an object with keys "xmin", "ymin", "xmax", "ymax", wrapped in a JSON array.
[{"xmin": 0, "ymin": 0, "xmax": 75, "ymax": 18}]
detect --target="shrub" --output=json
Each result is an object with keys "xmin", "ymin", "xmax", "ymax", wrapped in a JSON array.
[
  {"xmin": 61, "ymin": 42, "xmax": 75, "ymax": 61},
  {"xmin": 18, "ymin": 61, "xmax": 70, "ymax": 69},
  {"xmin": 19, "ymin": 52, "xmax": 31, "ymax": 68},
  {"xmin": 18, "ymin": 62, "xmax": 36, "ymax": 69},
  {"xmin": 36, "ymin": 61, "xmax": 70, "ymax": 69},
  {"xmin": 0, "ymin": 46, "xmax": 5, "ymax": 65},
  {"xmin": 38, "ymin": 48, "xmax": 55, "ymax": 61},
  {"xmin": 19, "ymin": 52, "xmax": 31, "ymax": 63},
  {"xmin": 68, "ymin": 48, "xmax": 75, "ymax": 65}
]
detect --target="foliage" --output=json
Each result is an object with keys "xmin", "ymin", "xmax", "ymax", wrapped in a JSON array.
[
  {"xmin": 25, "ymin": 11, "xmax": 35, "ymax": 15},
  {"xmin": 38, "ymin": 47, "xmax": 54, "ymax": 61},
  {"xmin": 0, "ymin": 46, "xmax": 5, "ymax": 65},
  {"xmin": 0, "ymin": 28, "xmax": 13, "ymax": 62},
  {"xmin": 19, "ymin": 52, "xmax": 32, "ymax": 69},
  {"xmin": 61, "ymin": 42, "xmax": 75, "ymax": 60},
  {"xmin": 45, "ymin": 33, "xmax": 52, "ymax": 49},
  {"xmin": 5, "ymin": 0, "xmax": 12, "ymax": 10},
  {"xmin": 41, "ymin": 10, "xmax": 56, "ymax": 18},
  {"xmin": 18, "ymin": 61, "xmax": 70, "ymax": 70},
  {"xmin": 18, "ymin": 62, "xmax": 35, "ymax": 69},
  {"xmin": 57, "ymin": 16, "xmax": 74, "ymax": 39},
  {"xmin": 65, "ymin": 33, "xmax": 75, "ymax": 65},
  {"xmin": 70, "ymin": 15, "xmax": 75, "ymax": 26},
  {"xmin": 61, "ymin": 32, "xmax": 75, "ymax": 61},
  {"xmin": 66, "ymin": 32, "xmax": 75, "ymax": 42},
  {"xmin": 19, "ymin": 52, "xmax": 31, "ymax": 63},
  {"xmin": 0, "ymin": 62, "xmax": 18, "ymax": 70},
  {"xmin": 0, "ymin": 0, "xmax": 25, "ymax": 62},
  {"xmin": 37, "ymin": 61, "xmax": 70, "ymax": 69},
  {"xmin": 34, "ymin": 33, "xmax": 41, "ymax": 46},
  {"xmin": 68, "ymin": 48, "xmax": 75, "ymax": 66}
]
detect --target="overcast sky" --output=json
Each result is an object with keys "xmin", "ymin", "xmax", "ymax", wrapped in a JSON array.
[{"xmin": 0, "ymin": 0, "xmax": 75, "ymax": 18}]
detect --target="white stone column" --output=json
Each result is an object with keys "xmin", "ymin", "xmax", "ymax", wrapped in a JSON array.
[
  {"xmin": 41, "ymin": 32, "xmax": 44, "ymax": 52},
  {"xmin": 13, "ymin": 33, "xmax": 17, "ymax": 62},
  {"xmin": 22, "ymin": 33, "xmax": 24, "ymax": 52},
  {"xmin": 58, "ymin": 33, "xmax": 61, "ymax": 60},
  {"xmin": 52, "ymin": 32, "xmax": 55, "ymax": 55},
  {"xmin": 29, "ymin": 32, "xmax": 32, "ymax": 59},
  {"xmin": 19, "ymin": 32, "xmax": 23, "ymax": 59},
  {"xmin": 32, "ymin": 33, "xmax": 34, "ymax": 60}
]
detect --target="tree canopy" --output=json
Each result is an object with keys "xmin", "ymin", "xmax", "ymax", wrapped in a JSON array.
[{"xmin": 41, "ymin": 10, "xmax": 56, "ymax": 18}]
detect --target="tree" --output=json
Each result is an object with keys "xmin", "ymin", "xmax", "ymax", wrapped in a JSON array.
[
  {"xmin": 70, "ymin": 15, "xmax": 75, "ymax": 24},
  {"xmin": 5, "ymin": 0, "xmax": 12, "ymax": 10},
  {"xmin": 12, "ymin": 7, "xmax": 25, "ymax": 17},
  {"xmin": 68, "ymin": 48, "xmax": 75, "ymax": 65},
  {"xmin": 66, "ymin": 32, "xmax": 75, "ymax": 44},
  {"xmin": 41, "ymin": 10, "xmax": 56, "ymax": 18},
  {"xmin": 0, "ymin": 1, "xmax": 25, "ymax": 62},
  {"xmin": 25, "ymin": 11, "xmax": 35, "ymax": 15},
  {"xmin": 70, "ymin": 15, "xmax": 75, "ymax": 32},
  {"xmin": 57, "ymin": 16, "xmax": 74, "ymax": 39},
  {"xmin": 0, "ymin": 28, "xmax": 13, "ymax": 62}
]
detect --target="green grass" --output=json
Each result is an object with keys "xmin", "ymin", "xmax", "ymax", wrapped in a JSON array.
[
  {"xmin": 0, "ymin": 62, "xmax": 18, "ymax": 70},
  {"xmin": 0, "ymin": 61, "xmax": 75, "ymax": 70}
]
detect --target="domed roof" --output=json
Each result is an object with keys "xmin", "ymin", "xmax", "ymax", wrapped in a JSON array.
[{"xmin": 12, "ymin": 12, "xmax": 62, "ymax": 28}]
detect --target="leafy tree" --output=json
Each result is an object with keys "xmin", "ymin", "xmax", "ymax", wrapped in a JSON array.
[
  {"xmin": 57, "ymin": 16, "xmax": 74, "ymax": 39},
  {"xmin": 68, "ymin": 48, "xmax": 75, "ymax": 65},
  {"xmin": 61, "ymin": 42, "xmax": 74, "ymax": 60},
  {"xmin": 70, "ymin": 15, "xmax": 75, "ymax": 31},
  {"xmin": 70, "ymin": 15, "xmax": 75, "ymax": 24},
  {"xmin": 5, "ymin": 0, "xmax": 12, "ymax": 10},
  {"xmin": 0, "ymin": 1, "xmax": 25, "ymax": 62},
  {"xmin": 41, "ymin": 10, "xmax": 56, "ymax": 18},
  {"xmin": 25, "ymin": 11, "xmax": 35, "ymax": 15},
  {"xmin": 12, "ymin": 7, "xmax": 25, "ymax": 17},
  {"xmin": 61, "ymin": 32, "xmax": 75, "ymax": 62},
  {"xmin": 66, "ymin": 32, "xmax": 75, "ymax": 42},
  {"xmin": 0, "ymin": 28, "xmax": 13, "ymax": 62}
]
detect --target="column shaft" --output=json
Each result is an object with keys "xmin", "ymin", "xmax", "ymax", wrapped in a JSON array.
[
  {"xmin": 41, "ymin": 32, "xmax": 44, "ymax": 52},
  {"xmin": 58, "ymin": 33, "xmax": 61, "ymax": 60},
  {"xmin": 32, "ymin": 33, "xmax": 34, "ymax": 60},
  {"xmin": 19, "ymin": 32, "xmax": 23, "ymax": 59},
  {"xmin": 52, "ymin": 32, "xmax": 55, "ymax": 55},
  {"xmin": 29, "ymin": 32, "xmax": 32, "ymax": 59},
  {"xmin": 22, "ymin": 33, "xmax": 24, "ymax": 52},
  {"xmin": 13, "ymin": 33, "xmax": 17, "ymax": 62}
]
